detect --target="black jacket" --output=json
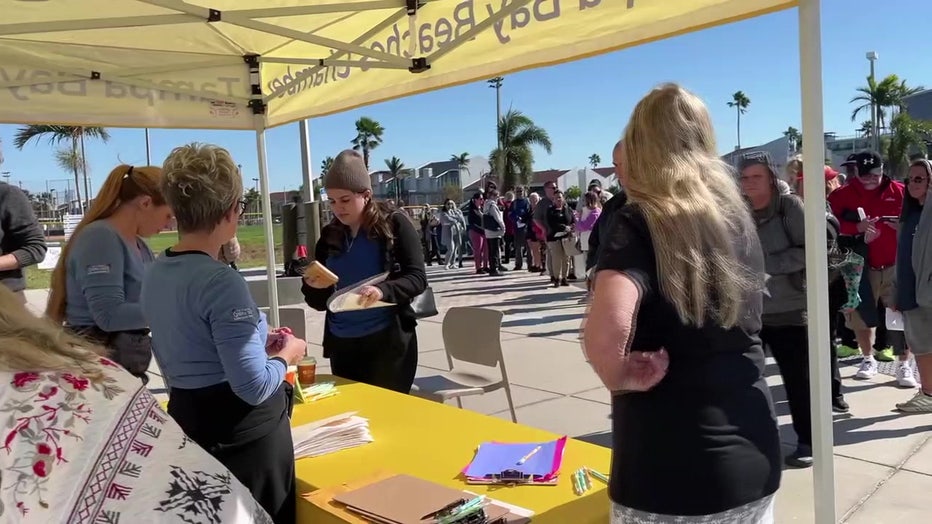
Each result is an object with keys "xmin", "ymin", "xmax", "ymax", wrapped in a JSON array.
[
  {"xmin": 586, "ymin": 188, "xmax": 628, "ymax": 271},
  {"xmin": 0, "ymin": 183, "xmax": 47, "ymax": 292},
  {"xmin": 301, "ymin": 211, "xmax": 427, "ymax": 350}
]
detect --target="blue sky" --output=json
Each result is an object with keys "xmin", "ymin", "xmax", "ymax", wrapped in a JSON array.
[{"xmin": 0, "ymin": 0, "xmax": 928, "ymax": 196}]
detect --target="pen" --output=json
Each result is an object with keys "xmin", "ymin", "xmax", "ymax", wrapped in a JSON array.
[
  {"xmin": 587, "ymin": 467, "xmax": 609, "ymax": 483},
  {"xmin": 516, "ymin": 445, "xmax": 542, "ymax": 465},
  {"xmin": 311, "ymin": 391, "xmax": 339, "ymax": 401}
]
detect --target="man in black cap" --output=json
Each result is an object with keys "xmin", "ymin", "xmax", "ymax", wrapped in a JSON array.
[{"xmin": 828, "ymin": 150, "xmax": 912, "ymax": 386}]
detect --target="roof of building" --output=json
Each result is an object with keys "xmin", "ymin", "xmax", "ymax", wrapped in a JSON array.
[{"xmin": 592, "ymin": 167, "xmax": 614, "ymax": 178}]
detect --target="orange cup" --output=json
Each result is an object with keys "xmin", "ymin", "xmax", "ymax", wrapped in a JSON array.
[{"xmin": 285, "ymin": 366, "xmax": 297, "ymax": 386}]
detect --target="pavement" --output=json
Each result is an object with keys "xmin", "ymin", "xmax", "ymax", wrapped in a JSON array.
[{"xmin": 23, "ymin": 264, "xmax": 932, "ymax": 523}]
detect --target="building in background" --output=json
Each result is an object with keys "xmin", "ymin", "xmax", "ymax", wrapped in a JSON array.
[
  {"xmin": 721, "ymin": 135, "xmax": 796, "ymax": 176},
  {"xmin": 904, "ymin": 89, "xmax": 932, "ymax": 122}
]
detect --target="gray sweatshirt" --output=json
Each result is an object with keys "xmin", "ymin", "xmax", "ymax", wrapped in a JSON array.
[{"xmin": 754, "ymin": 192, "xmax": 808, "ymax": 326}]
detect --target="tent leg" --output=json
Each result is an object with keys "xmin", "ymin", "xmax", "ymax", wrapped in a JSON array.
[
  {"xmin": 799, "ymin": 1, "xmax": 835, "ymax": 523},
  {"xmin": 255, "ymin": 120, "xmax": 281, "ymax": 327}
]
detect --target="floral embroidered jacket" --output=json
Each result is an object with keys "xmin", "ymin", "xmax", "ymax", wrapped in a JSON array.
[{"xmin": 0, "ymin": 360, "xmax": 271, "ymax": 523}]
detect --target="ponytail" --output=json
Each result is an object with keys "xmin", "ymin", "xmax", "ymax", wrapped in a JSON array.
[{"xmin": 46, "ymin": 165, "xmax": 164, "ymax": 323}]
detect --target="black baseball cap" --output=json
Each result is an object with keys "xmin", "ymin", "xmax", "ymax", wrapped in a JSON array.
[
  {"xmin": 853, "ymin": 150, "xmax": 883, "ymax": 177},
  {"xmin": 588, "ymin": 179, "xmax": 602, "ymax": 188},
  {"xmin": 840, "ymin": 153, "xmax": 857, "ymax": 166}
]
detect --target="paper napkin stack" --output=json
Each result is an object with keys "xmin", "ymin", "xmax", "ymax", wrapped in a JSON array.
[{"xmin": 292, "ymin": 411, "xmax": 373, "ymax": 459}]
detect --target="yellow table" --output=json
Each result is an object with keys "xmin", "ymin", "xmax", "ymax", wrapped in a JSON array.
[{"xmin": 294, "ymin": 376, "xmax": 611, "ymax": 523}]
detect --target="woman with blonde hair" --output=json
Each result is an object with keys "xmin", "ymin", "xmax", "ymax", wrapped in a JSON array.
[
  {"xmin": 0, "ymin": 285, "xmax": 272, "ymax": 523},
  {"xmin": 141, "ymin": 143, "xmax": 306, "ymax": 523},
  {"xmin": 48, "ymin": 164, "xmax": 172, "ymax": 383},
  {"xmin": 583, "ymin": 83, "xmax": 780, "ymax": 523}
]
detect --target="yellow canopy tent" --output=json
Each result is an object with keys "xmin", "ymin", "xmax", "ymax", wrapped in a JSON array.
[{"xmin": 0, "ymin": 2, "xmax": 836, "ymax": 520}]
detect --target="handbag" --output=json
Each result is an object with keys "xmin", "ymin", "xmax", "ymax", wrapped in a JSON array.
[
  {"xmin": 562, "ymin": 232, "xmax": 583, "ymax": 257},
  {"xmin": 410, "ymin": 286, "xmax": 439, "ymax": 319}
]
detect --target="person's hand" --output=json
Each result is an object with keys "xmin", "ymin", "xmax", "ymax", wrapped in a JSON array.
[
  {"xmin": 616, "ymin": 349, "xmax": 669, "ymax": 392},
  {"xmin": 303, "ymin": 272, "xmax": 332, "ymax": 289},
  {"xmin": 864, "ymin": 221, "xmax": 881, "ymax": 244},
  {"xmin": 356, "ymin": 285, "xmax": 384, "ymax": 308},
  {"xmin": 856, "ymin": 217, "xmax": 878, "ymax": 234},
  {"xmin": 266, "ymin": 332, "xmax": 286, "ymax": 353},
  {"xmin": 273, "ymin": 335, "xmax": 306, "ymax": 366}
]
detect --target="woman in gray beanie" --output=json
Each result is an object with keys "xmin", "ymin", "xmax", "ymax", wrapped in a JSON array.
[{"xmin": 301, "ymin": 150, "xmax": 427, "ymax": 392}]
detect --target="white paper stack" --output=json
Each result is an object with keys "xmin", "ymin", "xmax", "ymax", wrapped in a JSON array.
[{"xmin": 292, "ymin": 411, "xmax": 374, "ymax": 459}]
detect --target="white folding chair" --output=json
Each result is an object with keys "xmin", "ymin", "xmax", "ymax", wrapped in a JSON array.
[
  {"xmin": 410, "ymin": 307, "xmax": 517, "ymax": 422},
  {"xmin": 247, "ymin": 276, "xmax": 305, "ymax": 308}
]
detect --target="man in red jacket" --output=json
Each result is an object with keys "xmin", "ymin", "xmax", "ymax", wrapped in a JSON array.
[{"xmin": 828, "ymin": 151, "xmax": 912, "ymax": 385}]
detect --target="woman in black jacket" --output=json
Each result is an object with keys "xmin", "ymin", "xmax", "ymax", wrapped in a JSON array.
[
  {"xmin": 302, "ymin": 150, "xmax": 427, "ymax": 393},
  {"xmin": 545, "ymin": 189, "xmax": 575, "ymax": 287}
]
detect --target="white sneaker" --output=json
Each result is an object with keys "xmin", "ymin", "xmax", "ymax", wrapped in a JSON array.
[
  {"xmin": 855, "ymin": 357, "xmax": 878, "ymax": 379},
  {"xmin": 896, "ymin": 365, "xmax": 918, "ymax": 388},
  {"xmin": 896, "ymin": 392, "xmax": 932, "ymax": 413}
]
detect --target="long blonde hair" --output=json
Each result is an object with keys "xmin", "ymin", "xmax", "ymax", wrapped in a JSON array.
[
  {"xmin": 622, "ymin": 83, "xmax": 759, "ymax": 328},
  {"xmin": 0, "ymin": 286, "xmax": 106, "ymax": 380},
  {"xmin": 46, "ymin": 165, "xmax": 164, "ymax": 323}
]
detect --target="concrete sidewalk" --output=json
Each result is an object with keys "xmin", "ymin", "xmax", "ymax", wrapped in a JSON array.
[{"xmin": 24, "ymin": 265, "xmax": 932, "ymax": 523}]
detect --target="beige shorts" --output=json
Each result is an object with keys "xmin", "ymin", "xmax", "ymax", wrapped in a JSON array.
[{"xmin": 845, "ymin": 266, "xmax": 895, "ymax": 331}]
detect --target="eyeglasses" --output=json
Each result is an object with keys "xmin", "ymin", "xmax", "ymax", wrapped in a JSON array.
[
  {"xmin": 237, "ymin": 199, "xmax": 248, "ymax": 215},
  {"xmin": 908, "ymin": 176, "xmax": 929, "ymax": 184}
]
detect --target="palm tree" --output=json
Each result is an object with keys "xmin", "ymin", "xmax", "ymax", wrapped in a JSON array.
[
  {"xmin": 783, "ymin": 126, "xmax": 801, "ymax": 153},
  {"xmin": 320, "ymin": 156, "xmax": 334, "ymax": 177},
  {"xmin": 727, "ymin": 91, "xmax": 751, "ymax": 149},
  {"xmin": 13, "ymin": 125, "xmax": 110, "ymax": 211},
  {"xmin": 451, "ymin": 152, "xmax": 470, "ymax": 184},
  {"xmin": 885, "ymin": 113, "xmax": 932, "ymax": 178},
  {"xmin": 351, "ymin": 117, "xmax": 385, "ymax": 168},
  {"xmin": 489, "ymin": 109, "xmax": 553, "ymax": 189},
  {"xmin": 385, "ymin": 156, "xmax": 405, "ymax": 200},
  {"xmin": 588, "ymin": 154, "xmax": 601, "ymax": 168},
  {"xmin": 850, "ymin": 74, "xmax": 923, "ymax": 134},
  {"xmin": 857, "ymin": 120, "xmax": 874, "ymax": 138}
]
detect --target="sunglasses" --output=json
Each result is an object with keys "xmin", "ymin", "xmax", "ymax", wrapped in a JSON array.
[
  {"xmin": 908, "ymin": 176, "xmax": 929, "ymax": 184},
  {"xmin": 237, "ymin": 199, "xmax": 248, "ymax": 215}
]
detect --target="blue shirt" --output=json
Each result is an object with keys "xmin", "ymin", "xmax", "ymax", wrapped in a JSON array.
[
  {"xmin": 65, "ymin": 220, "xmax": 153, "ymax": 331},
  {"xmin": 140, "ymin": 250, "xmax": 285, "ymax": 406},
  {"xmin": 896, "ymin": 208, "xmax": 922, "ymax": 311},
  {"xmin": 326, "ymin": 232, "xmax": 395, "ymax": 338}
]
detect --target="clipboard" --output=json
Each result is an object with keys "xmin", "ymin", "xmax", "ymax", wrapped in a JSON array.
[
  {"xmin": 327, "ymin": 272, "xmax": 394, "ymax": 313},
  {"xmin": 312, "ymin": 473, "xmax": 532, "ymax": 524}
]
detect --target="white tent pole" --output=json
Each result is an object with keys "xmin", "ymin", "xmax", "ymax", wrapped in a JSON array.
[
  {"xmin": 255, "ymin": 119, "xmax": 281, "ymax": 328},
  {"xmin": 798, "ymin": 1, "xmax": 835, "ymax": 523},
  {"xmin": 299, "ymin": 120, "xmax": 315, "ymax": 203}
]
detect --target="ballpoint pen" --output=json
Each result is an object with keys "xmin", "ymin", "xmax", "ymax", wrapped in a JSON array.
[{"xmin": 516, "ymin": 445, "xmax": 542, "ymax": 465}]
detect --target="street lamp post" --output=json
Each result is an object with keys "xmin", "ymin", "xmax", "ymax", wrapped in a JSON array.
[
  {"xmin": 866, "ymin": 51, "xmax": 879, "ymax": 151},
  {"xmin": 487, "ymin": 77, "xmax": 504, "ymax": 184},
  {"xmin": 144, "ymin": 128, "xmax": 151, "ymax": 165}
]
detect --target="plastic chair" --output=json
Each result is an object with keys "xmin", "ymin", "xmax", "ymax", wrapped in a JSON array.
[
  {"xmin": 247, "ymin": 276, "xmax": 306, "ymax": 308},
  {"xmin": 410, "ymin": 307, "xmax": 518, "ymax": 422}
]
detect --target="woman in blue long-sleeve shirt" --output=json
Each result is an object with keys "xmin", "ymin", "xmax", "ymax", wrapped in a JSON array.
[
  {"xmin": 48, "ymin": 164, "xmax": 173, "ymax": 382},
  {"xmin": 141, "ymin": 143, "xmax": 306, "ymax": 524}
]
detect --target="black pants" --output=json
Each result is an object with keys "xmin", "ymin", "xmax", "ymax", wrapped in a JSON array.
[
  {"xmin": 169, "ymin": 382, "xmax": 296, "ymax": 524},
  {"xmin": 486, "ymin": 237, "xmax": 502, "ymax": 272},
  {"xmin": 761, "ymin": 325, "xmax": 812, "ymax": 448},
  {"xmin": 503, "ymin": 233, "xmax": 514, "ymax": 263},
  {"xmin": 328, "ymin": 323, "xmax": 418, "ymax": 393},
  {"xmin": 513, "ymin": 228, "xmax": 527, "ymax": 269}
]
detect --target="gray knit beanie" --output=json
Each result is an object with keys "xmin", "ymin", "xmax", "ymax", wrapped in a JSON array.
[{"xmin": 324, "ymin": 150, "xmax": 371, "ymax": 192}]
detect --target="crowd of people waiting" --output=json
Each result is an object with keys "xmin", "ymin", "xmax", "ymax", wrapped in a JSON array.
[{"xmin": 0, "ymin": 80, "xmax": 930, "ymax": 523}]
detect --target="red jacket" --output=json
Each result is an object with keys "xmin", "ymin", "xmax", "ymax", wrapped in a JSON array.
[{"xmin": 827, "ymin": 177, "xmax": 904, "ymax": 268}]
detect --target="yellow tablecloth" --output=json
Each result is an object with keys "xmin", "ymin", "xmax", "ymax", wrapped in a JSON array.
[{"xmin": 294, "ymin": 376, "xmax": 611, "ymax": 523}]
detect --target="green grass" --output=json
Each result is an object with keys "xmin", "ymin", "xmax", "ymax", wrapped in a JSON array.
[{"xmin": 25, "ymin": 224, "xmax": 283, "ymax": 290}]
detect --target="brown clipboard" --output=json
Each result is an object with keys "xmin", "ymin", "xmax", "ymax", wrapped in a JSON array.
[{"xmin": 305, "ymin": 471, "xmax": 530, "ymax": 524}]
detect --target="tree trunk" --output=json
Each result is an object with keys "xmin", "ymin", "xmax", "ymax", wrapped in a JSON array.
[
  {"xmin": 71, "ymin": 136, "xmax": 82, "ymax": 214},
  {"xmin": 80, "ymin": 133, "xmax": 90, "ymax": 211},
  {"xmin": 736, "ymin": 110, "xmax": 742, "ymax": 149}
]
